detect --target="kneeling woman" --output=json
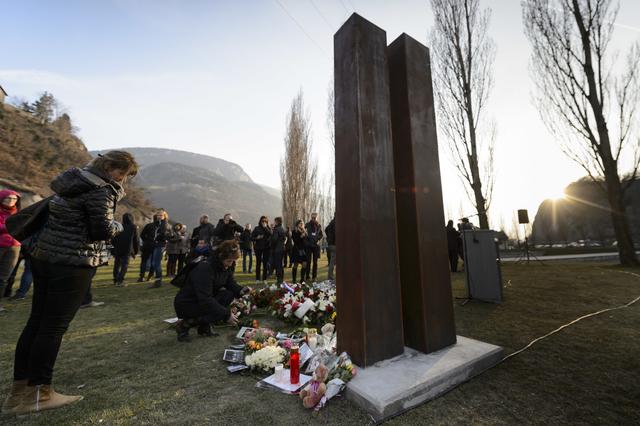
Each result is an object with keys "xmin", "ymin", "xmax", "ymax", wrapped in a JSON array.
[{"xmin": 174, "ymin": 240, "xmax": 250, "ymax": 341}]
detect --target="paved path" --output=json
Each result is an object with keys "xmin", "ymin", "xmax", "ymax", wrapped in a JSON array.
[{"xmin": 501, "ymin": 251, "xmax": 640, "ymax": 262}]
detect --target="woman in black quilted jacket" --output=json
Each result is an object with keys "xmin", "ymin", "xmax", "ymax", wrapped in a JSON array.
[{"xmin": 2, "ymin": 151, "xmax": 138, "ymax": 415}]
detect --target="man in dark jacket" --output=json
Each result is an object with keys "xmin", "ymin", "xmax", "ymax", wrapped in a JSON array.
[
  {"xmin": 304, "ymin": 213, "xmax": 323, "ymax": 282},
  {"xmin": 190, "ymin": 215, "xmax": 216, "ymax": 248},
  {"xmin": 269, "ymin": 217, "xmax": 286, "ymax": 284},
  {"xmin": 111, "ymin": 213, "xmax": 139, "ymax": 286},
  {"xmin": 239, "ymin": 224, "xmax": 253, "ymax": 273},
  {"xmin": 213, "ymin": 213, "xmax": 243, "ymax": 276},
  {"xmin": 251, "ymin": 216, "xmax": 272, "ymax": 284},
  {"xmin": 325, "ymin": 217, "xmax": 336, "ymax": 281},
  {"xmin": 138, "ymin": 210, "xmax": 172, "ymax": 287},
  {"xmin": 173, "ymin": 240, "xmax": 250, "ymax": 341},
  {"xmin": 213, "ymin": 214, "xmax": 243, "ymax": 243},
  {"xmin": 446, "ymin": 220, "xmax": 460, "ymax": 272}
]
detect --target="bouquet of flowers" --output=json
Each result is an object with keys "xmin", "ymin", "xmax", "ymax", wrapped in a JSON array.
[
  {"xmin": 327, "ymin": 352, "xmax": 356, "ymax": 383},
  {"xmin": 244, "ymin": 346, "xmax": 287, "ymax": 372},
  {"xmin": 230, "ymin": 295, "xmax": 257, "ymax": 318},
  {"xmin": 252, "ymin": 284, "xmax": 285, "ymax": 308},
  {"xmin": 270, "ymin": 282, "xmax": 337, "ymax": 326},
  {"xmin": 243, "ymin": 328, "xmax": 276, "ymax": 354}
]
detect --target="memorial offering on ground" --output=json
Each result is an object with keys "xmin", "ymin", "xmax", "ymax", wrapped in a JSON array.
[
  {"xmin": 269, "ymin": 281, "xmax": 336, "ymax": 325},
  {"xmin": 219, "ymin": 316, "xmax": 356, "ymax": 411},
  {"xmin": 229, "ymin": 295, "xmax": 257, "ymax": 318}
]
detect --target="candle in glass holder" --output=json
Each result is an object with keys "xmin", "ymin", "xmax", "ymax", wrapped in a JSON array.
[
  {"xmin": 274, "ymin": 364, "xmax": 284, "ymax": 382},
  {"xmin": 307, "ymin": 329, "xmax": 318, "ymax": 350},
  {"xmin": 290, "ymin": 345, "xmax": 300, "ymax": 384}
]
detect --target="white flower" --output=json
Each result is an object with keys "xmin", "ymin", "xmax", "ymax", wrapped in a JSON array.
[{"xmin": 245, "ymin": 346, "xmax": 287, "ymax": 372}]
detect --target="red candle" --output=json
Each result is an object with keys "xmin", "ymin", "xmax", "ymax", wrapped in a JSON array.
[{"xmin": 290, "ymin": 345, "xmax": 300, "ymax": 384}]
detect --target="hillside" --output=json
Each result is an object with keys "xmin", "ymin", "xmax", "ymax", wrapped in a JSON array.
[
  {"xmin": 531, "ymin": 178, "xmax": 640, "ymax": 244},
  {"xmin": 0, "ymin": 103, "xmax": 153, "ymax": 223},
  {"xmin": 92, "ymin": 148, "xmax": 282, "ymax": 230}
]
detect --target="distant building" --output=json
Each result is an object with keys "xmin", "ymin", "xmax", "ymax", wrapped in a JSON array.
[{"xmin": 0, "ymin": 85, "xmax": 6, "ymax": 104}]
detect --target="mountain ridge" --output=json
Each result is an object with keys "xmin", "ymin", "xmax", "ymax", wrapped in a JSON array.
[{"xmin": 91, "ymin": 148, "xmax": 281, "ymax": 230}]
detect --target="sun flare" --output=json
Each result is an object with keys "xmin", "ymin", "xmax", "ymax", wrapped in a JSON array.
[{"xmin": 551, "ymin": 188, "xmax": 567, "ymax": 201}]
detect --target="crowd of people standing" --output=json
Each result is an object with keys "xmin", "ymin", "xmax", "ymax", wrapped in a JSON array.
[{"xmin": 99, "ymin": 208, "xmax": 336, "ymax": 291}]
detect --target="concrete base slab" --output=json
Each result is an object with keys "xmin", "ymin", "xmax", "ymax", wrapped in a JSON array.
[{"xmin": 346, "ymin": 336, "xmax": 503, "ymax": 422}]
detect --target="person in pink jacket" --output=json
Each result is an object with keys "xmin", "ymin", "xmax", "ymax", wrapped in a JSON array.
[{"xmin": 0, "ymin": 189, "xmax": 21, "ymax": 312}]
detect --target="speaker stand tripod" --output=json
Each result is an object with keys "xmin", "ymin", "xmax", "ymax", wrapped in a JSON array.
[{"xmin": 515, "ymin": 224, "xmax": 544, "ymax": 265}]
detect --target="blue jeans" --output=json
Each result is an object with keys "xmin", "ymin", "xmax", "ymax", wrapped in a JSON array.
[
  {"xmin": 15, "ymin": 258, "xmax": 33, "ymax": 297},
  {"xmin": 242, "ymin": 249, "xmax": 253, "ymax": 273},
  {"xmin": 151, "ymin": 246, "xmax": 164, "ymax": 280},
  {"xmin": 113, "ymin": 255, "xmax": 130, "ymax": 282},
  {"xmin": 140, "ymin": 249, "xmax": 152, "ymax": 276}
]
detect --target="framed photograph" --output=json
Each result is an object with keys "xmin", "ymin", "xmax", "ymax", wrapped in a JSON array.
[{"xmin": 223, "ymin": 349, "xmax": 245, "ymax": 364}]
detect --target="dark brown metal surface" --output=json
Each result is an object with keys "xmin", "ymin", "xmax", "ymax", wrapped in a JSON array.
[
  {"xmin": 387, "ymin": 34, "xmax": 457, "ymax": 353},
  {"xmin": 334, "ymin": 14, "xmax": 405, "ymax": 367}
]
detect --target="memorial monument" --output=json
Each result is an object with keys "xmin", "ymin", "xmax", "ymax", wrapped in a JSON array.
[{"xmin": 334, "ymin": 14, "xmax": 504, "ymax": 421}]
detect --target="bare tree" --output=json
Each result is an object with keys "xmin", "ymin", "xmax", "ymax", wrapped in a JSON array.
[
  {"xmin": 324, "ymin": 81, "xmax": 336, "ymax": 225},
  {"xmin": 523, "ymin": 0, "xmax": 639, "ymax": 266},
  {"xmin": 317, "ymin": 172, "xmax": 335, "ymax": 227},
  {"xmin": 327, "ymin": 83, "xmax": 335, "ymax": 153},
  {"xmin": 280, "ymin": 90, "xmax": 319, "ymax": 228},
  {"xmin": 429, "ymin": 0, "xmax": 496, "ymax": 230}
]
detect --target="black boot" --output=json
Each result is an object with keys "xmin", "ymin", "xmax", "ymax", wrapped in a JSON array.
[
  {"xmin": 176, "ymin": 320, "xmax": 192, "ymax": 342},
  {"xmin": 137, "ymin": 275, "xmax": 144, "ymax": 283},
  {"xmin": 197, "ymin": 323, "xmax": 219, "ymax": 337},
  {"xmin": 292, "ymin": 266, "xmax": 297, "ymax": 284}
]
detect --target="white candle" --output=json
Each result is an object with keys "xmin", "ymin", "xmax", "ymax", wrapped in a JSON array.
[{"xmin": 274, "ymin": 364, "xmax": 284, "ymax": 382}]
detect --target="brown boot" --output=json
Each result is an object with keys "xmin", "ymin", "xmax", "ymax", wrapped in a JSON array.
[
  {"xmin": 1, "ymin": 380, "xmax": 28, "ymax": 414},
  {"xmin": 13, "ymin": 384, "xmax": 83, "ymax": 414}
]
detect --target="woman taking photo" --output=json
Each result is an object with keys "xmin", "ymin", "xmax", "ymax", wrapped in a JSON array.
[
  {"xmin": 2, "ymin": 151, "xmax": 138, "ymax": 415},
  {"xmin": 291, "ymin": 219, "xmax": 309, "ymax": 284},
  {"xmin": 167, "ymin": 223, "xmax": 189, "ymax": 278}
]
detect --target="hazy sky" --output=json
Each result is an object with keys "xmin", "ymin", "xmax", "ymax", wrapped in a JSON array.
[{"xmin": 2, "ymin": 0, "xmax": 639, "ymax": 233}]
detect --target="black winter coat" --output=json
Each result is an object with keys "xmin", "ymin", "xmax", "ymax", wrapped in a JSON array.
[
  {"xmin": 32, "ymin": 167, "xmax": 125, "ymax": 267},
  {"xmin": 446, "ymin": 226, "xmax": 460, "ymax": 251},
  {"xmin": 305, "ymin": 220, "xmax": 323, "ymax": 247},
  {"xmin": 173, "ymin": 256, "xmax": 244, "ymax": 321},
  {"xmin": 239, "ymin": 229, "xmax": 252, "ymax": 251},
  {"xmin": 213, "ymin": 219, "xmax": 243, "ymax": 242},
  {"xmin": 112, "ymin": 223, "xmax": 140, "ymax": 257},
  {"xmin": 191, "ymin": 222, "xmax": 216, "ymax": 247},
  {"xmin": 325, "ymin": 219, "xmax": 336, "ymax": 246},
  {"xmin": 140, "ymin": 220, "xmax": 172, "ymax": 250},
  {"xmin": 270, "ymin": 224, "xmax": 286, "ymax": 253},
  {"xmin": 292, "ymin": 229, "xmax": 308, "ymax": 253},
  {"xmin": 251, "ymin": 225, "xmax": 272, "ymax": 251}
]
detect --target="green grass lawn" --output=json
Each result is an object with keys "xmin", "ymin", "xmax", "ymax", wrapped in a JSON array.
[{"xmin": 1, "ymin": 258, "xmax": 639, "ymax": 425}]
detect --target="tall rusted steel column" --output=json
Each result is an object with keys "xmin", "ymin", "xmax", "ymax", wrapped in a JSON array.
[
  {"xmin": 334, "ymin": 14, "xmax": 405, "ymax": 366},
  {"xmin": 387, "ymin": 34, "xmax": 456, "ymax": 353}
]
